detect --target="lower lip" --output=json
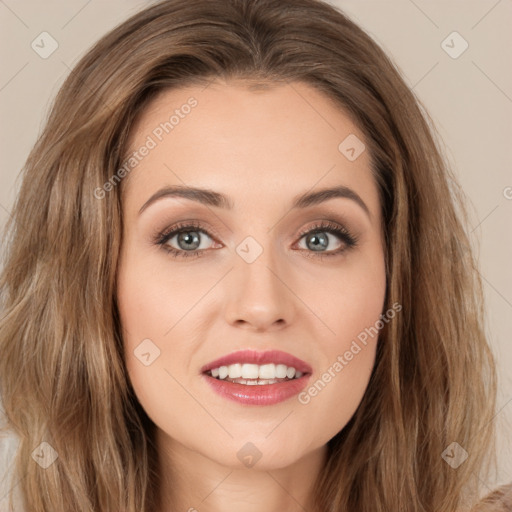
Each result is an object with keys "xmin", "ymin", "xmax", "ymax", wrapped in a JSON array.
[{"xmin": 203, "ymin": 374, "xmax": 311, "ymax": 405}]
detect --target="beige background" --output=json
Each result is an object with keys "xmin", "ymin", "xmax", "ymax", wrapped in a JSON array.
[{"xmin": 0, "ymin": 0, "xmax": 511, "ymax": 500}]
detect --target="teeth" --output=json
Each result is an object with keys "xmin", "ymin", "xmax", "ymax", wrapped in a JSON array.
[
  {"xmin": 208, "ymin": 363, "xmax": 305, "ymax": 382},
  {"xmin": 258, "ymin": 379, "xmax": 278, "ymax": 385},
  {"xmin": 276, "ymin": 364, "xmax": 287, "ymax": 378},
  {"xmin": 259, "ymin": 363, "xmax": 275, "ymax": 379},
  {"xmin": 218, "ymin": 366, "xmax": 229, "ymax": 379},
  {"xmin": 228, "ymin": 363, "xmax": 242, "ymax": 379},
  {"xmin": 229, "ymin": 378, "xmax": 279, "ymax": 385},
  {"xmin": 241, "ymin": 363, "xmax": 259, "ymax": 379}
]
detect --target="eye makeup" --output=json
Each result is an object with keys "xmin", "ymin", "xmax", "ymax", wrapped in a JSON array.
[{"xmin": 151, "ymin": 218, "xmax": 359, "ymax": 261}]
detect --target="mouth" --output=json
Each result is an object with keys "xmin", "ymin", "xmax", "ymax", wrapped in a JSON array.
[
  {"xmin": 204, "ymin": 363, "xmax": 305, "ymax": 384},
  {"xmin": 201, "ymin": 349, "xmax": 312, "ymax": 405}
]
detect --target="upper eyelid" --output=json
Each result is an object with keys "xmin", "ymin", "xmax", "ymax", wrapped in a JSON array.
[
  {"xmin": 156, "ymin": 221, "xmax": 358, "ymax": 262},
  {"xmin": 158, "ymin": 222, "xmax": 217, "ymax": 242},
  {"xmin": 159, "ymin": 220, "xmax": 353, "ymax": 246}
]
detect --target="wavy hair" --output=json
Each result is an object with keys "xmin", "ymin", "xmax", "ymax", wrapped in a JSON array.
[{"xmin": 0, "ymin": 0, "xmax": 499, "ymax": 510}]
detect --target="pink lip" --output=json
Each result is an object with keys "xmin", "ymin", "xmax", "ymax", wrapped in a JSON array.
[
  {"xmin": 203, "ymin": 374, "xmax": 311, "ymax": 406},
  {"xmin": 200, "ymin": 349, "xmax": 313, "ymax": 375},
  {"xmin": 200, "ymin": 349, "xmax": 313, "ymax": 406}
]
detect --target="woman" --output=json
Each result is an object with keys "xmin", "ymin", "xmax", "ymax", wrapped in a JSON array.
[{"xmin": 0, "ymin": 0, "xmax": 507, "ymax": 510}]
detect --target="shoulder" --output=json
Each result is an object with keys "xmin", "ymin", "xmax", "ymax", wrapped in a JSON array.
[{"xmin": 470, "ymin": 482, "xmax": 512, "ymax": 512}]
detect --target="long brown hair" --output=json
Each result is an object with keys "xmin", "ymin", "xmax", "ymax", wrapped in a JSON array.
[{"xmin": 0, "ymin": 0, "xmax": 498, "ymax": 510}]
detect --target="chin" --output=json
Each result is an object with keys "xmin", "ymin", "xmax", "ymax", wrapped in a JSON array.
[{"xmin": 203, "ymin": 435, "xmax": 317, "ymax": 471}]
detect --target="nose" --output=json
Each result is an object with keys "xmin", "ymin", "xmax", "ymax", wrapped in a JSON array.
[{"xmin": 223, "ymin": 246, "xmax": 296, "ymax": 332}]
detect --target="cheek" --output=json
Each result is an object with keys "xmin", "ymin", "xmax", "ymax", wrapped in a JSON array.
[
  {"xmin": 293, "ymin": 245, "xmax": 386, "ymax": 439},
  {"xmin": 295, "ymin": 344, "xmax": 377, "ymax": 452},
  {"xmin": 116, "ymin": 246, "xmax": 213, "ymax": 342},
  {"xmin": 300, "ymin": 237, "xmax": 386, "ymax": 350},
  {"xmin": 116, "ymin": 249, "xmax": 216, "ymax": 437}
]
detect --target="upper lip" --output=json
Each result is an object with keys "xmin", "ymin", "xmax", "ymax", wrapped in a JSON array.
[{"xmin": 201, "ymin": 349, "xmax": 313, "ymax": 375}]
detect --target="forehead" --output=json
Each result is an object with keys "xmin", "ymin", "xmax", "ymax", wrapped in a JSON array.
[{"xmin": 121, "ymin": 79, "xmax": 379, "ymax": 218}]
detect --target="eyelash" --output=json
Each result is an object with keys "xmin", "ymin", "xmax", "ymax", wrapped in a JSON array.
[{"xmin": 154, "ymin": 220, "xmax": 358, "ymax": 260}]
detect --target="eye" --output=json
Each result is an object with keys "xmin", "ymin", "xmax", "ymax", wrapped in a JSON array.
[
  {"xmin": 154, "ymin": 220, "xmax": 358, "ymax": 260},
  {"xmin": 295, "ymin": 221, "xmax": 358, "ymax": 259},
  {"xmin": 155, "ymin": 221, "xmax": 220, "ymax": 259}
]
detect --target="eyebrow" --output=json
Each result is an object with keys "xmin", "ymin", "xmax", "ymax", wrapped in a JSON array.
[{"xmin": 138, "ymin": 184, "xmax": 370, "ymax": 218}]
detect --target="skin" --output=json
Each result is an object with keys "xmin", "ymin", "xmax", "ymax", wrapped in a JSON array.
[{"xmin": 116, "ymin": 79, "xmax": 387, "ymax": 512}]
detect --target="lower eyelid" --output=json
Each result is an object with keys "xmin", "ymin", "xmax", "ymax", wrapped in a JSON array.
[
  {"xmin": 156, "ymin": 222, "xmax": 357, "ymax": 257},
  {"xmin": 162, "ymin": 230, "xmax": 217, "ymax": 251}
]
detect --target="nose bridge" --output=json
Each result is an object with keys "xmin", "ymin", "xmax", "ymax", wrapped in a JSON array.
[{"xmin": 223, "ymin": 233, "xmax": 295, "ymax": 330}]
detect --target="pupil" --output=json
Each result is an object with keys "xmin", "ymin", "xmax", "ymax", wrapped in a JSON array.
[
  {"xmin": 307, "ymin": 232, "xmax": 328, "ymax": 251},
  {"xmin": 178, "ymin": 231, "xmax": 200, "ymax": 250}
]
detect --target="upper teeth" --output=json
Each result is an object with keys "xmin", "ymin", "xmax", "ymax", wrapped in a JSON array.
[{"xmin": 210, "ymin": 363, "xmax": 303, "ymax": 380}]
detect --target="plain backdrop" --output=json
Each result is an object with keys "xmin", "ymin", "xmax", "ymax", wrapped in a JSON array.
[{"xmin": 0, "ymin": 0, "xmax": 511, "ymax": 504}]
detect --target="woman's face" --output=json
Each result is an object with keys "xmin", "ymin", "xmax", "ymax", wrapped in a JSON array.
[{"xmin": 116, "ymin": 79, "xmax": 386, "ymax": 470}]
